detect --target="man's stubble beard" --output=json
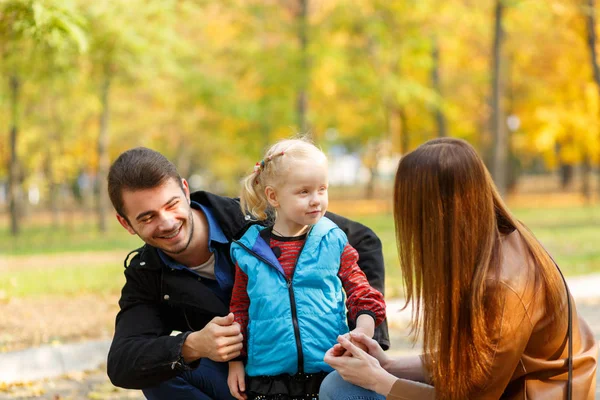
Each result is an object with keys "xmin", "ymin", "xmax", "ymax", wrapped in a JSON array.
[{"xmin": 166, "ymin": 207, "xmax": 195, "ymax": 255}]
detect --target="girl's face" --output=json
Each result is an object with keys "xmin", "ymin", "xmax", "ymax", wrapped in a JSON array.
[{"xmin": 266, "ymin": 157, "xmax": 329, "ymax": 236}]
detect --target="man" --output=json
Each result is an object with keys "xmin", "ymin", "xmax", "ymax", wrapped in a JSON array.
[{"xmin": 106, "ymin": 147, "xmax": 389, "ymax": 399}]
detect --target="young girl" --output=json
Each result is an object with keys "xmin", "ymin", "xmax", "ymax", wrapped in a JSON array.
[{"xmin": 227, "ymin": 138, "xmax": 386, "ymax": 400}]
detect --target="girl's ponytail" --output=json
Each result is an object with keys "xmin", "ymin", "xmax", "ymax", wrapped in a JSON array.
[{"xmin": 240, "ymin": 168, "xmax": 270, "ymax": 221}]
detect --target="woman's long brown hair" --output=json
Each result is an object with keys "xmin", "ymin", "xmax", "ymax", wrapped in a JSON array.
[{"xmin": 393, "ymin": 138, "xmax": 565, "ymax": 399}]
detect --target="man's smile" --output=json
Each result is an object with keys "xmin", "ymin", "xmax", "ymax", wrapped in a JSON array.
[{"xmin": 156, "ymin": 223, "xmax": 183, "ymax": 240}]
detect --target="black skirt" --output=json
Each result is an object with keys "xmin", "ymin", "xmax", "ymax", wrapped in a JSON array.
[{"xmin": 247, "ymin": 372, "xmax": 329, "ymax": 400}]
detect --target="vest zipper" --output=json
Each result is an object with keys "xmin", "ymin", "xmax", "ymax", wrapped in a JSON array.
[
  {"xmin": 233, "ymin": 230, "xmax": 311, "ymax": 374},
  {"xmin": 287, "ymin": 232, "xmax": 310, "ymax": 374}
]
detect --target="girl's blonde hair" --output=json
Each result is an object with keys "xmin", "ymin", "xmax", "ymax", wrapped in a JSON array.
[{"xmin": 240, "ymin": 137, "xmax": 326, "ymax": 220}]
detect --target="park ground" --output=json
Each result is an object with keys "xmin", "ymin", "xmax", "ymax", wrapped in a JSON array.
[{"xmin": 1, "ymin": 193, "xmax": 600, "ymax": 398}]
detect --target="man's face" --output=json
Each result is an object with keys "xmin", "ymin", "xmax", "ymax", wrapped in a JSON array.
[{"xmin": 117, "ymin": 178, "xmax": 195, "ymax": 256}]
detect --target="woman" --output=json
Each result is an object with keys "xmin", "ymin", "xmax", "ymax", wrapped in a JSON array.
[{"xmin": 320, "ymin": 138, "xmax": 598, "ymax": 399}]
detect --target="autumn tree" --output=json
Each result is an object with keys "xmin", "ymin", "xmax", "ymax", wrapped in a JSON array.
[
  {"xmin": 584, "ymin": 0, "xmax": 600, "ymax": 199},
  {"xmin": 0, "ymin": 0, "xmax": 87, "ymax": 235},
  {"xmin": 81, "ymin": 0, "xmax": 178, "ymax": 231}
]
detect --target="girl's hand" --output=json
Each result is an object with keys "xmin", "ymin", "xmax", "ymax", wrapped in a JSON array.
[
  {"xmin": 349, "ymin": 314, "xmax": 375, "ymax": 352},
  {"xmin": 324, "ymin": 335, "xmax": 397, "ymax": 395},
  {"xmin": 227, "ymin": 361, "xmax": 247, "ymax": 400}
]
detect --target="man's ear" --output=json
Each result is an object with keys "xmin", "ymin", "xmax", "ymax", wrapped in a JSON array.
[
  {"xmin": 265, "ymin": 186, "xmax": 279, "ymax": 208},
  {"xmin": 181, "ymin": 178, "xmax": 191, "ymax": 204},
  {"xmin": 116, "ymin": 214, "xmax": 136, "ymax": 235}
]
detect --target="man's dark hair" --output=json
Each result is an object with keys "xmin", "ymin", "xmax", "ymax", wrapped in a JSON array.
[{"xmin": 108, "ymin": 147, "xmax": 183, "ymax": 219}]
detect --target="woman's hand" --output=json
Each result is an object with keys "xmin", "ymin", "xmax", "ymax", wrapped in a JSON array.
[
  {"xmin": 227, "ymin": 361, "xmax": 247, "ymax": 400},
  {"xmin": 324, "ymin": 335, "xmax": 397, "ymax": 395},
  {"xmin": 349, "ymin": 331, "xmax": 392, "ymax": 368},
  {"xmin": 330, "ymin": 332, "xmax": 392, "ymax": 367},
  {"xmin": 336, "ymin": 330, "xmax": 368, "ymax": 354}
]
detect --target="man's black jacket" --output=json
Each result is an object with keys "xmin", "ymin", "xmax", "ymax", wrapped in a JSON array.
[{"xmin": 107, "ymin": 191, "xmax": 389, "ymax": 389}]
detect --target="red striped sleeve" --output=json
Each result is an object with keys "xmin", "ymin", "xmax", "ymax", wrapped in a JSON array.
[
  {"xmin": 338, "ymin": 244, "xmax": 386, "ymax": 326},
  {"xmin": 230, "ymin": 263, "xmax": 249, "ymax": 356}
]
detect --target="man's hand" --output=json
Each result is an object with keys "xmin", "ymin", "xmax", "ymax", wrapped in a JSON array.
[
  {"xmin": 227, "ymin": 361, "xmax": 247, "ymax": 400},
  {"xmin": 182, "ymin": 313, "xmax": 243, "ymax": 363}
]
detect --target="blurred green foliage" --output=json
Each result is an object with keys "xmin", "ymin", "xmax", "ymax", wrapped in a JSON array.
[{"xmin": 1, "ymin": 0, "xmax": 599, "ymax": 196}]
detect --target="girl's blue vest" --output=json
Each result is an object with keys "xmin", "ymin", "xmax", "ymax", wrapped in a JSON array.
[{"xmin": 230, "ymin": 217, "xmax": 349, "ymax": 377}]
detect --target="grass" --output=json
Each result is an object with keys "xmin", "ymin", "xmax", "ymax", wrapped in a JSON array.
[
  {"xmin": 1, "ymin": 204, "xmax": 599, "ymax": 299},
  {"xmin": 1, "ymin": 215, "xmax": 139, "ymax": 298},
  {"xmin": 0, "ymin": 263, "xmax": 126, "ymax": 298},
  {"xmin": 352, "ymin": 204, "xmax": 600, "ymax": 298},
  {"xmin": 1, "ymin": 218, "xmax": 142, "ymax": 255}
]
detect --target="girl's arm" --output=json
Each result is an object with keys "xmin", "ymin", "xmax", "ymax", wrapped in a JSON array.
[
  {"xmin": 354, "ymin": 314, "xmax": 375, "ymax": 338},
  {"xmin": 229, "ymin": 263, "xmax": 250, "ymax": 358},
  {"xmin": 326, "ymin": 212, "xmax": 389, "ymax": 349},
  {"xmin": 338, "ymin": 244, "xmax": 386, "ymax": 330},
  {"xmin": 325, "ymin": 212, "xmax": 385, "ymax": 295}
]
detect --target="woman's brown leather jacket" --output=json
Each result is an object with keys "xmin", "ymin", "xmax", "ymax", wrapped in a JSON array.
[{"xmin": 387, "ymin": 230, "xmax": 598, "ymax": 399}]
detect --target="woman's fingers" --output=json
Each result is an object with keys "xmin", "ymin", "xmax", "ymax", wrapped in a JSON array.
[
  {"xmin": 329, "ymin": 343, "xmax": 347, "ymax": 357},
  {"xmin": 325, "ymin": 347, "xmax": 359, "ymax": 369},
  {"xmin": 324, "ymin": 335, "xmax": 370, "ymax": 368},
  {"xmin": 337, "ymin": 334, "xmax": 368, "ymax": 358},
  {"xmin": 349, "ymin": 332, "xmax": 382, "ymax": 356},
  {"xmin": 349, "ymin": 331, "xmax": 375, "ymax": 347}
]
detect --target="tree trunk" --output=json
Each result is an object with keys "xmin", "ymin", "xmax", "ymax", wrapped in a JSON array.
[
  {"xmin": 491, "ymin": 0, "xmax": 507, "ymax": 197},
  {"xmin": 176, "ymin": 140, "xmax": 192, "ymax": 180},
  {"xmin": 386, "ymin": 103, "xmax": 399, "ymax": 153},
  {"xmin": 296, "ymin": 0, "xmax": 309, "ymax": 134},
  {"xmin": 399, "ymin": 108, "xmax": 409, "ymax": 155},
  {"xmin": 431, "ymin": 36, "xmax": 447, "ymax": 138},
  {"xmin": 47, "ymin": 92, "xmax": 62, "ymax": 229},
  {"xmin": 582, "ymin": 153, "xmax": 592, "ymax": 201},
  {"xmin": 385, "ymin": 102, "xmax": 409, "ymax": 155},
  {"xmin": 560, "ymin": 163, "xmax": 574, "ymax": 189},
  {"xmin": 96, "ymin": 75, "xmax": 111, "ymax": 233},
  {"xmin": 585, "ymin": 0, "xmax": 600, "ymax": 200},
  {"xmin": 45, "ymin": 150, "xmax": 60, "ymax": 229},
  {"xmin": 8, "ymin": 75, "xmax": 21, "ymax": 236},
  {"xmin": 365, "ymin": 166, "xmax": 376, "ymax": 199}
]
